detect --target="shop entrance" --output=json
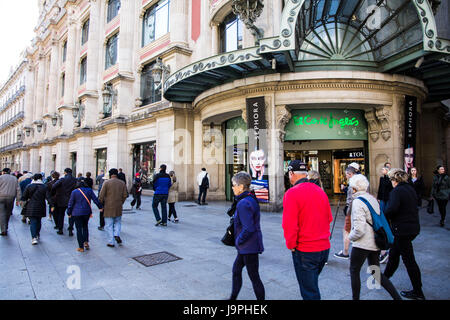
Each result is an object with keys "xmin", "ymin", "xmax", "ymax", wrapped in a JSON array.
[{"xmin": 283, "ymin": 140, "xmax": 367, "ymax": 195}]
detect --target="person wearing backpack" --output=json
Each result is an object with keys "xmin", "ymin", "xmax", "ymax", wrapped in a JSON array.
[
  {"xmin": 347, "ymin": 174, "xmax": 401, "ymax": 300},
  {"xmin": 197, "ymin": 168, "xmax": 209, "ymax": 205},
  {"xmin": 383, "ymin": 168, "xmax": 425, "ymax": 300}
]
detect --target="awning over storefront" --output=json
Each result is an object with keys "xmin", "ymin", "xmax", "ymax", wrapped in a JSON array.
[{"xmin": 164, "ymin": 0, "xmax": 450, "ymax": 103}]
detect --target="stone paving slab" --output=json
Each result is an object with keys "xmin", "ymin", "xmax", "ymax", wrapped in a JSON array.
[{"xmin": 0, "ymin": 195, "xmax": 449, "ymax": 300}]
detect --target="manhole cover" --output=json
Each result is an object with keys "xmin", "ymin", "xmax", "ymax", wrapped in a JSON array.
[
  {"xmin": 133, "ymin": 252, "xmax": 182, "ymax": 267},
  {"xmin": 183, "ymin": 204, "xmax": 197, "ymax": 207}
]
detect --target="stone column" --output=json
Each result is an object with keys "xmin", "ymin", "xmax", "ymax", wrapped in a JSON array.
[
  {"xmin": 193, "ymin": 113, "xmax": 203, "ymax": 198},
  {"xmin": 20, "ymin": 150, "xmax": 30, "ymax": 172},
  {"xmin": 24, "ymin": 64, "xmax": 35, "ymax": 127},
  {"xmin": 84, "ymin": 0, "xmax": 100, "ymax": 128},
  {"xmin": 211, "ymin": 22, "xmax": 219, "ymax": 56},
  {"xmin": 55, "ymin": 141, "xmax": 70, "ymax": 172},
  {"xmin": 76, "ymin": 136, "xmax": 94, "ymax": 175},
  {"xmin": 63, "ymin": 10, "xmax": 77, "ymax": 107},
  {"xmin": 117, "ymin": 0, "xmax": 135, "ymax": 77},
  {"xmin": 106, "ymin": 125, "xmax": 128, "ymax": 173},
  {"xmin": 29, "ymin": 148, "xmax": 40, "ymax": 173},
  {"xmin": 45, "ymin": 35, "xmax": 59, "ymax": 138},
  {"xmin": 170, "ymin": 0, "xmax": 188, "ymax": 47},
  {"xmin": 34, "ymin": 54, "xmax": 46, "ymax": 121},
  {"xmin": 268, "ymin": 104, "xmax": 291, "ymax": 212},
  {"xmin": 41, "ymin": 145, "xmax": 53, "ymax": 175}
]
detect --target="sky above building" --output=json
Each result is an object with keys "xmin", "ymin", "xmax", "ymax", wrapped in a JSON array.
[{"xmin": 0, "ymin": 1, "xmax": 39, "ymax": 86}]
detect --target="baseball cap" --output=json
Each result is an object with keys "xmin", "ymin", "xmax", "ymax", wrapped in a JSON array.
[
  {"xmin": 287, "ymin": 160, "xmax": 308, "ymax": 172},
  {"xmin": 349, "ymin": 162, "xmax": 360, "ymax": 171}
]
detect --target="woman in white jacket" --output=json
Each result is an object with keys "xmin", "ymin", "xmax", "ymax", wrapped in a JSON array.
[{"xmin": 348, "ymin": 174, "xmax": 401, "ymax": 300}]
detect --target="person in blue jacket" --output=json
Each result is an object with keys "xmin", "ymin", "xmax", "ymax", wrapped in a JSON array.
[
  {"xmin": 152, "ymin": 164, "xmax": 172, "ymax": 226},
  {"xmin": 67, "ymin": 179, "xmax": 103, "ymax": 252},
  {"xmin": 229, "ymin": 171, "xmax": 265, "ymax": 300}
]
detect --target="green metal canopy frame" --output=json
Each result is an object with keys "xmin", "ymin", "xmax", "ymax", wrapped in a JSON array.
[{"xmin": 164, "ymin": 0, "xmax": 450, "ymax": 103}]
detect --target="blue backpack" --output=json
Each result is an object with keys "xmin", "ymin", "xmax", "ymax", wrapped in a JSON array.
[{"xmin": 356, "ymin": 197, "xmax": 394, "ymax": 250}]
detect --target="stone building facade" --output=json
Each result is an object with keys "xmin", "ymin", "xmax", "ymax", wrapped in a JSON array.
[{"xmin": 2, "ymin": 0, "xmax": 450, "ymax": 210}]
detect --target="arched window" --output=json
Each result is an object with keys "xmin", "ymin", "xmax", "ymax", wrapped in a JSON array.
[
  {"xmin": 107, "ymin": 0, "xmax": 121, "ymax": 23},
  {"xmin": 142, "ymin": 0, "xmax": 170, "ymax": 47},
  {"xmin": 219, "ymin": 13, "xmax": 243, "ymax": 53},
  {"xmin": 140, "ymin": 62, "xmax": 162, "ymax": 106},
  {"xmin": 105, "ymin": 33, "xmax": 118, "ymax": 69}
]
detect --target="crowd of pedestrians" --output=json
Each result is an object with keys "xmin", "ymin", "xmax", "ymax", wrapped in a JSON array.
[{"xmin": 0, "ymin": 159, "xmax": 447, "ymax": 301}]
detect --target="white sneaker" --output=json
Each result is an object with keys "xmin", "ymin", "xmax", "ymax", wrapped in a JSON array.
[{"xmin": 32, "ymin": 238, "xmax": 38, "ymax": 245}]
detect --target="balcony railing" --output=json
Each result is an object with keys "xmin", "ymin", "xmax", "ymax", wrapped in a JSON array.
[
  {"xmin": 0, "ymin": 141, "xmax": 23, "ymax": 154},
  {"xmin": 0, "ymin": 111, "xmax": 24, "ymax": 132},
  {"xmin": 0, "ymin": 85, "xmax": 25, "ymax": 113}
]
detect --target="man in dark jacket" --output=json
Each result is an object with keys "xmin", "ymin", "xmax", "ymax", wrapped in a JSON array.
[
  {"xmin": 46, "ymin": 171, "xmax": 60, "ymax": 227},
  {"xmin": 377, "ymin": 166, "xmax": 393, "ymax": 212},
  {"xmin": 383, "ymin": 168, "xmax": 424, "ymax": 300},
  {"xmin": 117, "ymin": 168, "xmax": 126, "ymax": 186},
  {"xmin": 152, "ymin": 164, "xmax": 172, "ymax": 226},
  {"xmin": 51, "ymin": 168, "xmax": 78, "ymax": 235}
]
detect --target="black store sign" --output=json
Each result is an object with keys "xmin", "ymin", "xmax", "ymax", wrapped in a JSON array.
[{"xmin": 333, "ymin": 150, "xmax": 365, "ymax": 159}]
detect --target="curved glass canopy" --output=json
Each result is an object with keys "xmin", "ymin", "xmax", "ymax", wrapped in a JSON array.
[{"xmin": 295, "ymin": 0, "xmax": 422, "ymax": 64}]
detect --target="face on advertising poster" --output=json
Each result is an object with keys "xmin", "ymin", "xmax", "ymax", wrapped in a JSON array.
[
  {"xmin": 249, "ymin": 149, "xmax": 268, "ymax": 202},
  {"xmin": 404, "ymin": 146, "xmax": 414, "ymax": 173}
]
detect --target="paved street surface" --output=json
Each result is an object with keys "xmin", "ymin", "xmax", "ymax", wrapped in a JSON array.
[{"xmin": 1, "ymin": 195, "xmax": 449, "ymax": 300}]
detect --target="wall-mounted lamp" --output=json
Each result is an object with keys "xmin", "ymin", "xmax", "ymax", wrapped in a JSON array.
[
  {"xmin": 51, "ymin": 113, "xmax": 60, "ymax": 127},
  {"xmin": 73, "ymin": 100, "xmax": 85, "ymax": 127},
  {"xmin": 151, "ymin": 57, "xmax": 170, "ymax": 90},
  {"xmin": 102, "ymin": 83, "xmax": 116, "ymax": 118}
]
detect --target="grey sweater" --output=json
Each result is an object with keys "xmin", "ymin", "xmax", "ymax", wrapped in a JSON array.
[{"xmin": 0, "ymin": 174, "xmax": 21, "ymax": 199}]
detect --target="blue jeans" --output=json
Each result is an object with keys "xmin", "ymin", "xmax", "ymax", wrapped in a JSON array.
[
  {"xmin": 29, "ymin": 217, "xmax": 42, "ymax": 239},
  {"xmin": 105, "ymin": 216, "xmax": 122, "ymax": 245},
  {"xmin": 152, "ymin": 194, "xmax": 168, "ymax": 223},
  {"xmin": 292, "ymin": 249, "xmax": 329, "ymax": 300}
]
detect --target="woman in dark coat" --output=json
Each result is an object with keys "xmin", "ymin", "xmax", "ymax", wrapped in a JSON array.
[
  {"xmin": 229, "ymin": 171, "xmax": 265, "ymax": 300},
  {"xmin": 383, "ymin": 168, "xmax": 424, "ymax": 300},
  {"xmin": 21, "ymin": 174, "xmax": 50, "ymax": 245},
  {"xmin": 431, "ymin": 165, "xmax": 450, "ymax": 227},
  {"xmin": 67, "ymin": 179, "xmax": 103, "ymax": 252},
  {"xmin": 408, "ymin": 167, "xmax": 425, "ymax": 207}
]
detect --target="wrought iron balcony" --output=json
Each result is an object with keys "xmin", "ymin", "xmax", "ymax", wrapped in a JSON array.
[{"xmin": 0, "ymin": 111, "xmax": 24, "ymax": 132}]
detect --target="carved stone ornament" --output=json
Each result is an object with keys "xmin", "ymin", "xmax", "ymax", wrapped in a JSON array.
[
  {"xmin": 241, "ymin": 107, "xmax": 247, "ymax": 124},
  {"xmin": 365, "ymin": 109, "xmax": 380, "ymax": 142},
  {"xmin": 375, "ymin": 107, "xmax": 391, "ymax": 141},
  {"xmin": 276, "ymin": 105, "xmax": 291, "ymax": 142}
]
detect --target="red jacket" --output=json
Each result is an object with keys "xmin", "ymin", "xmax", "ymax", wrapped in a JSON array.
[{"xmin": 282, "ymin": 179, "xmax": 333, "ymax": 252}]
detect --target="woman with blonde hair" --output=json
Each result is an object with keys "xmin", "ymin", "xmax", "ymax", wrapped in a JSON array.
[
  {"xmin": 168, "ymin": 171, "xmax": 179, "ymax": 222},
  {"xmin": 384, "ymin": 168, "xmax": 424, "ymax": 300}
]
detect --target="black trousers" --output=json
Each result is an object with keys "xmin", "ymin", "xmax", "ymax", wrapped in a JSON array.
[
  {"xmin": 198, "ymin": 187, "xmax": 207, "ymax": 204},
  {"xmin": 73, "ymin": 215, "xmax": 90, "ymax": 249},
  {"xmin": 350, "ymin": 247, "xmax": 401, "ymax": 300},
  {"xmin": 54, "ymin": 206, "xmax": 67, "ymax": 231},
  {"xmin": 99, "ymin": 210, "xmax": 105, "ymax": 228},
  {"xmin": 384, "ymin": 234, "xmax": 423, "ymax": 294},
  {"xmin": 230, "ymin": 253, "xmax": 265, "ymax": 300},
  {"xmin": 436, "ymin": 199, "xmax": 448, "ymax": 222},
  {"xmin": 131, "ymin": 193, "xmax": 141, "ymax": 209},
  {"xmin": 168, "ymin": 203, "xmax": 177, "ymax": 219}
]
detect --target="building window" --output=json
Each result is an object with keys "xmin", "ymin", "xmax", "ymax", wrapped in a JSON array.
[
  {"xmin": 61, "ymin": 73, "xmax": 65, "ymax": 97},
  {"xmin": 62, "ymin": 40, "xmax": 67, "ymax": 62},
  {"xmin": 140, "ymin": 62, "xmax": 162, "ymax": 106},
  {"xmin": 80, "ymin": 57, "xmax": 87, "ymax": 85},
  {"xmin": 133, "ymin": 142, "xmax": 156, "ymax": 190},
  {"xmin": 107, "ymin": 0, "xmax": 121, "ymax": 23},
  {"xmin": 105, "ymin": 33, "xmax": 118, "ymax": 69},
  {"xmin": 81, "ymin": 19, "xmax": 89, "ymax": 45},
  {"xmin": 96, "ymin": 148, "xmax": 107, "ymax": 181},
  {"xmin": 142, "ymin": 0, "xmax": 170, "ymax": 47},
  {"xmin": 220, "ymin": 13, "xmax": 243, "ymax": 53}
]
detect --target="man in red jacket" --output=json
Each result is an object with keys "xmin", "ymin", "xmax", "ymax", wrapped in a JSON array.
[{"xmin": 282, "ymin": 160, "xmax": 333, "ymax": 300}]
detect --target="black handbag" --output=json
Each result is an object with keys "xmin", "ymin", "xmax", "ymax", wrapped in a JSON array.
[
  {"xmin": 427, "ymin": 199, "xmax": 434, "ymax": 214},
  {"xmin": 221, "ymin": 217, "xmax": 235, "ymax": 246}
]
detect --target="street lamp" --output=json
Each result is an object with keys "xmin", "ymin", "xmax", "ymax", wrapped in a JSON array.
[
  {"xmin": 24, "ymin": 126, "xmax": 32, "ymax": 137},
  {"xmin": 102, "ymin": 83, "xmax": 116, "ymax": 118},
  {"xmin": 151, "ymin": 57, "xmax": 170, "ymax": 90},
  {"xmin": 51, "ymin": 114, "xmax": 59, "ymax": 127},
  {"xmin": 232, "ymin": 0, "xmax": 265, "ymax": 41},
  {"xmin": 35, "ymin": 120, "xmax": 44, "ymax": 133}
]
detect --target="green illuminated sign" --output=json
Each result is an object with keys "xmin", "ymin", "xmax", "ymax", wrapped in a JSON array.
[{"xmin": 285, "ymin": 109, "xmax": 368, "ymax": 141}]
